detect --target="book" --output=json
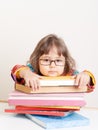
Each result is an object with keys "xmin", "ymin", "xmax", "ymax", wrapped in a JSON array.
[
  {"xmin": 25, "ymin": 112, "xmax": 90, "ymax": 129},
  {"xmin": 15, "ymin": 82, "xmax": 88, "ymax": 94},
  {"xmin": 15, "ymin": 105, "xmax": 80, "ymax": 111},
  {"xmin": 5, "ymin": 104, "xmax": 79, "ymax": 116},
  {"xmin": 15, "ymin": 76, "xmax": 88, "ymax": 94},
  {"xmin": 8, "ymin": 92, "xmax": 86, "ymax": 107},
  {"xmin": 5, "ymin": 108, "xmax": 74, "ymax": 117},
  {"xmin": 8, "ymin": 90, "xmax": 86, "ymax": 107}
]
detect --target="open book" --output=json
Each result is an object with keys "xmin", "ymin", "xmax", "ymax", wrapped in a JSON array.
[{"xmin": 15, "ymin": 76, "xmax": 88, "ymax": 93}]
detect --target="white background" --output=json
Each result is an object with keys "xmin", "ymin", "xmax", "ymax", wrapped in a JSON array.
[{"xmin": 0, "ymin": 0, "xmax": 98, "ymax": 107}]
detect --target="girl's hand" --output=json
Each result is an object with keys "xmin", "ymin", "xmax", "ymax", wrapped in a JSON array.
[
  {"xmin": 74, "ymin": 72, "xmax": 90, "ymax": 87},
  {"xmin": 19, "ymin": 69, "xmax": 42, "ymax": 91}
]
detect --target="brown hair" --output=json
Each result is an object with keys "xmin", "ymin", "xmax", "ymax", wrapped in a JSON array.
[{"xmin": 28, "ymin": 34, "xmax": 76, "ymax": 75}]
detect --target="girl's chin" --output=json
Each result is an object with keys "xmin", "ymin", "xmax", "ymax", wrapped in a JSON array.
[
  {"xmin": 42, "ymin": 72, "xmax": 60, "ymax": 77},
  {"xmin": 47, "ymin": 73, "xmax": 59, "ymax": 77},
  {"xmin": 48, "ymin": 75, "xmax": 58, "ymax": 77}
]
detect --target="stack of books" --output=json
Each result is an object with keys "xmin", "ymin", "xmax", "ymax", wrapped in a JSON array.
[
  {"xmin": 5, "ymin": 91, "xmax": 86, "ymax": 115},
  {"xmin": 5, "ymin": 76, "xmax": 89, "ymax": 129}
]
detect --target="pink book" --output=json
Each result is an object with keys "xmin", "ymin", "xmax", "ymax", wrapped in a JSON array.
[{"xmin": 8, "ymin": 95, "xmax": 86, "ymax": 107}]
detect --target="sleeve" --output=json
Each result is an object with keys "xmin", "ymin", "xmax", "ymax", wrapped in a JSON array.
[
  {"xmin": 68, "ymin": 69, "xmax": 96, "ymax": 92},
  {"xmin": 83, "ymin": 70, "xmax": 96, "ymax": 92},
  {"xmin": 11, "ymin": 64, "xmax": 33, "ymax": 84},
  {"xmin": 11, "ymin": 65, "xmax": 26, "ymax": 81}
]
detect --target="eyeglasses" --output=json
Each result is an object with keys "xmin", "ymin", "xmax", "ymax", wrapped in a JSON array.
[{"xmin": 39, "ymin": 58, "xmax": 65, "ymax": 66}]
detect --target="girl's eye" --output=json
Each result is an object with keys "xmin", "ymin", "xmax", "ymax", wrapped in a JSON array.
[
  {"xmin": 56, "ymin": 59, "xmax": 62, "ymax": 62},
  {"xmin": 43, "ymin": 59, "xmax": 50, "ymax": 62}
]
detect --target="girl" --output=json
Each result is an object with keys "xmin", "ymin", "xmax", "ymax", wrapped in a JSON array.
[{"xmin": 11, "ymin": 34, "xmax": 96, "ymax": 92}]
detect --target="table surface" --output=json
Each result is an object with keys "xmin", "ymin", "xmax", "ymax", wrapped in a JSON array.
[{"xmin": 0, "ymin": 102, "xmax": 98, "ymax": 130}]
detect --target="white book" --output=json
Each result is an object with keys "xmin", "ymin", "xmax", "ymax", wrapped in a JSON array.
[{"xmin": 39, "ymin": 76, "xmax": 76, "ymax": 86}]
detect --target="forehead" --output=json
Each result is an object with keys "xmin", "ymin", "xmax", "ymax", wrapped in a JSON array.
[
  {"xmin": 40, "ymin": 48, "xmax": 64, "ymax": 59},
  {"xmin": 48, "ymin": 46, "xmax": 58, "ymax": 54},
  {"xmin": 45, "ymin": 45, "xmax": 61, "ymax": 55}
]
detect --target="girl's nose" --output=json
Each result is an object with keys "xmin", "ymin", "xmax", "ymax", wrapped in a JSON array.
[{"xmin": 49, "ymin": 61, "xmax": 56, "ymax": 67}]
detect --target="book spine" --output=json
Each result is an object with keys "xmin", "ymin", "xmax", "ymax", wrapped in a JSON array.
[
  {"xmin": 25, "ymin": 114, "xmax": 46, "ymax": 129},
  {"xmin": 8, "ymin": 98, "xmax": 86, "ymax": 107}
]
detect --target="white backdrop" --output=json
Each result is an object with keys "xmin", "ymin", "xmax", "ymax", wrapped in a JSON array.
[{"xmin": 0, "ymin": 0, "xmax": 98, "ymax": 107}]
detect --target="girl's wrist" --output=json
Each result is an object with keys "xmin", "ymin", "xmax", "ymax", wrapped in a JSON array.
[{"xmin": 14, "ymin": 66, "xmax": 30, "ymax": 78}]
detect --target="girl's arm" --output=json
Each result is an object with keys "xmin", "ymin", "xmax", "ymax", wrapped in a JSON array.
[
  {"xmin": 11, "ymin": 65, "xmax": 29, "ymax": 84},
  {"xmin": 72, "ymin": 70, "xmax": 96, "ymax": 92},
  {"xmin": 11, "ymin": 65, "xmax": 96, "ymax": 92},
  {"xmin": 11, "ymin": 64, "xmax": 42, "ymax": 91}
]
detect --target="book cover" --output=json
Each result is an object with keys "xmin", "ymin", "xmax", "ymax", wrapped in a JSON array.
[{"xmin": 25, "ymin": 112, "xmax": 90, "ymax": 129}]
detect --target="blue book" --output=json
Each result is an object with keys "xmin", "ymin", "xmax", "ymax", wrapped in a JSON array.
[{"xmin": 25, "ymin": 112, "xmax": 90, "ymax": 129}]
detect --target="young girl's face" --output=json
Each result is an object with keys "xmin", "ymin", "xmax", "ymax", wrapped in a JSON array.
[{"xmin": 39, "ymin": 46, "xmax": 65, "ymax": 77}]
